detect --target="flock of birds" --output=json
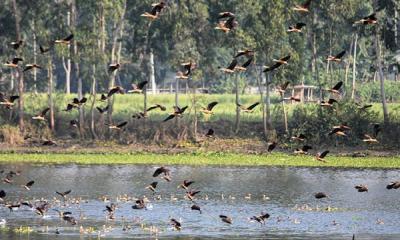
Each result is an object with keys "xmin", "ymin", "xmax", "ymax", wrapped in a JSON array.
[
  {"xmin": 0, "ymin": 0, "xmax": 393, "ymax": 238},
  {"xmin": 0, "ymin": 165, "xmax": 400, "ymax": 238}
]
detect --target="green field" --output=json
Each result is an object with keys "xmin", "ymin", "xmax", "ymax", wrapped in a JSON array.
[
  {"xmin": 16, "ymin": 93, "xmax": 400, "ymax": 123},
  {"xmin": 0, "ymin": 152, "xmax": 399, "ymax": 169}
]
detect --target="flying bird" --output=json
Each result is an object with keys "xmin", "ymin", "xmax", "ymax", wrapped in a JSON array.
[
  {"xmin": 315, "ymin": 150, "xmax": 329, "ymax": 163},
  {"xmin": 250, "ymin": 212, "xmax": 270, "ymax": 225},
  {"xmin": 219, "ymin": 59, "xmax": 238, "ymax": 73},
  {"xmin": 128, "ymin": 81, "xmax": 148, "ymax": 94},
  {"xmin": 237, "ymin": 102, "xmax": 260, "ymax": 113},
  {"xmin": 0, "ymin": 93, "xmax": 19, "ymax": 109},
  {"xmin": 108, "ymin": 121, "xmax": 128, "ymax": 130},
  {"xmin": 107, "ymin": 86, "xmax": 125, "ymax": 98},
  {"xmin": 141, "ymin": 1, "xmax": 166, "ymax": 20},
  {"xmin": 147, "ymin": 104, "xmax": 167, "ymax": 112},
  {"xmin": 320, "ymin": 98, "xmax": 338, "ymax": 108},
  {"xmin": 315, "ymin": 192, "xmax": 328, "ymax": 199},
  {"xmin": 288, "ymin": 23, "xmax": 306, "ymax": 33},
  {"xmin": 291, "ymin": 133, "xmax": 306, "ymax": 141},
  {"xmin": 186, "ymin": 190, "xmax": 201, "ymax": 201},
  {"xmin": 354, "ymin": 13, "xmax": 377, "ymax": 25},
  {"xmin": 4, "ymin": 57, "xmax": 23, "ymax": 68},
  {"xmin": 215, "ymin": 12, "xmax": 238, "ymax": 33},
  {"xmin": 178, "ymin": 180, "xmax": 194, "ymax": 190},
  {"xmin": 10, "ymin": 40, "xmax": 23, "ymax": 50},
  {"xmin": 96, "ymin": 105, "xmax": 109, "ymax": 114},
  {"xmin": 163, "ymin": 106, "xmax": 188, "ymax": 122},
  {"xmin": 23, "ymin": 64, "xmax": 42, "ymax": 72},
  {"xmin": 54, "ymin": 34, "xmax": 74, "ymax": 44},
  {"xmin": 327, "ymin": 51, "xmax": 346, "ymax": 62},
  {"xmin": 294, "ymin": 145, "xmax": 312, "ymax": 155},
  {"xmin": 22, "ymin": 180, "xmax": 35, "ymax": 191},
  {"xmin": 355, "ymin": 185, "xmax": 368, "ymax": 192},
  {"xmin": 200, "ymin": 102, "xmax": 218, "ymax": 115},
  {"xmin": 108, "ymin": 63, "xmax": 120, "ymax": 73},
  {"xmin": 277, "ymin": 82, "xmax": 290, "ymax": 96},
  {"xmin": 56, "ymin": 190, "xmax": 72, "ymax": 200},
  {"xmin": 362, "ymin": 134, "xmax": 378, "ymax": 143},
  {"xmin": 146, "ymin": 182, "xmax": 158, "ymax": 192},
  {"xmin": 235, "ymin": 57, "xmax": 254, "ymax": 71},
  {"xmin": 191, "ymin": 204, "xmax": 202, "ymax": 214},
  {"xmin": 32, "ymin": 108, "xmax": 50, "ymax": 121},
  {"xmin": 293, "ymin": 0, "xmax": 312, "ymax": 13},
  {"xmin": 234, "ymin": 49, "xmax": 254, "ymax": 58},
  {"xmin": 219, "ymin": 215, "xmax": 233, "ymax": 224},
  {"xmin": 170, "ymin": 218, "xmax": 182, "ymax": 231}
]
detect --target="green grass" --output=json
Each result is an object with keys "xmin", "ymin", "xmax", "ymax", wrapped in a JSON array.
[
  {"xmin": 0, "ymin": 152, "xmax": 399, "ymax": 169},
  {"xmin": 12, "ymin": 93, "xmax": 400, "ymax": 123}
]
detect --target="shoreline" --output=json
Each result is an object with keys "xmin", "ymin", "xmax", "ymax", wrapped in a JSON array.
[{"xmin": 0, "ymin": 152, "xmax": 399, "ymax": 169}]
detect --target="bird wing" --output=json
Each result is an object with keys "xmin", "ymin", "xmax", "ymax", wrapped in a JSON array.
[
  {"xmin": 117, "ymin": 121, "xmax": 128, "ymax": 128},
  {"xmin": 218, "ymin": 12, "xmax": 235, "ymax": 19},
  {"xmin": 41, "ymin": 108, "xmax": 50, "ymax": 116},
  {"xmin": 107, "ymin": 87, "xmax": 118, "ymax": 97},
  {"xmin": 72, "ymin": 98, "xmax": 80, "ymax": 104},
  {"xmin": 335, "ymin": 51, "xmax": 346, "ymax": 59},
  {"xmin": 147, "ymin": 106, "xmax": 157, "ymax": 112},
  {"xmin": 12, "ymin": 58, "xmax": 23, "ymax": 64},
  {"xmin": 320, "ymin": 150, "xmax": 329, "ymax": 158},
  {"xmin": 281, "ymin": 81, "xmax": 290, "ymax": 90},
  {"xmin": 328, "ymin": 98, "xmax": 338, "ymax": 104},
  {"xmin": 280, "ymin": 55, "xmax": 291, "ymax": 62},
  {"xmin": 63, "ymin": 34, "xmax": 74, "ymax": 41},
  {"xmin": 26, "ymin": 180, "xmax": 35, "ymax": 187},
  {"xmin": 163, "ymin": 114, "xmax": 175, "ymax": 122},
  {"xmin": 207, "ymin": 101, "xmax": 219, "ymax": 111},
  {"xmin": 137, "ymin": 81, "xmax": 149, "ymax": 90},
  {"xmin": 302, "ymin": 145, "xmax": 312, "ymax": 151},
  {"xmin": 296, "ymin": 22, "xmax": 306, "ymax": 29},
  {"xmin": 332, "ymin": 81, "xmax": 343, "ymax": 91},
  {"xmin": 226, "ymin": 59, "xmax": 238, "ymax": 70},
  {"xmin": 179, "ymin": 106, "xmax": 188, "ymax": 113},
  {"xmin": 9, "ymin": 96, "xmax": 19, "ymax": 103},
  {"xmin": 241, "ymin": 57, "xmax": 253, "ymax": 68},
  {"xmin": 247, "ymin": 102, "xmax": 260, "ymax": 110},
  {"xmin": 80, "ymin": 97, "xmax": 87, "ymax": 104}
]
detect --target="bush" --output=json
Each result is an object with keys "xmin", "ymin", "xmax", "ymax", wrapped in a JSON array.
[{"xmin": 0, "ymin": 125, "xmax": 24, "ymax": 145}]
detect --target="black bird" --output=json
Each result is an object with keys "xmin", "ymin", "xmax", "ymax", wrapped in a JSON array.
[
  {"xmin": 219, "ymin": 59, "xmax": 238, "ymax": 73},
  {"xmin": 163, "ymin": 106, "xmax": 188, "ymax": 122},
  {"xmin": 235, "ymin": 57, "xmax": 254, "ymax": 71},
  {"xmin": 108, "ymin": 63, "xmax": 120, "ymax": 72},
  {"xmin": 179, "ymin": 180, "xmax": 194, "ymax": 190},
  {"xmin": 22, "ymin": 180, "xmax": 35, "ymax": 190},
  {"xmin": 153, "ymin": 166, "xmax": 171, "ymax": 177},
  {"xmin": 386, "ymin": 181, "xmax": 400, "ymax": 190},
  {"xmin": 288, "ymin": 23, "xmax": 306, "ymax": 33},
  {"xmin": 96, "ymin": 105, "xmax": 109, "ymax": 114},
  {"xmin": 0, "ymin": 190, "xmax": 6, "ymax": 201},
  {"xmin": 42, "ymin": 140, "xmax": 57, "ymax": 146},
  {"xmin": 186, "ymin": 190, "xmax": 201, "ymax": 201},
  {"xmin": 132, "ymin": 198, "xmax": 147, "ymax": 210},
  {"xmin": 4, "ymin": 57, "xmax": 23, "ymax": 68},
  {"xmin": 234, "ymin": 49, "xmax": 254, "ymax": 58},
  {"xmin": 327, "ymin": 51, "xmax": 346, "ymax": 62},
  {"xmin": 315, "ymin": 192, "xmax": 328, "ymax": 199},
  {"xmin": 70, "ymin": 120, "xmax": 79, "ymax": 128},
  {"xmin": 0, "ymin": 93, "xmax": 19, "ymax": 109},
  {"xmin": 146, "ymin": 182, "xmax": 158, "ymax": 192},
  {"xmin": 327, "ymin": 81, "xmax": 343, "ymax": 94},
  {"xmin": 54, "ymin": 34, "xmax": 74, "ymax": 44},
  {"xmin": 147, "ymin": 104, "xmax": 167, "ymax": 112},
  {"xmin": 108, "ymin": 121, "xmax": 128, "ymax": 130},
  {"xmin": 35, "ymin": 202, "xmax": 50, "ymax": 216},
  {"xmin": 141, "ymin": 1, "xmax": 166, "ymax": 20},
  {"xmin": 10, "ymin": 40, "xmax": 23, "ymax": 50},
  {"xmin": 170, "ymin": 218, "xmax": 182, "ymax": 231},
  {"xmin": 267, "ymin": 142, "xmax": 277, "ymax": 152},
  {"xmin": 354, "ymin": 13, "xmax": 377, "ymax": 25},
  {"xmin": 315, "ymin": 150, "xmax": 329, "ymax": 163},
  {"xmin": 237, "ymin": 102, "xmax": 260, "ymax": 113},
  {"xmin": 191, "ymin": 204, "xmax": 202, "ymax": 214},
  {"xmin": 250, "ymin": 212, "xmax": 270, "ymax": 225},
  {"xmin": 355, "ymin": 185, "xmax": 368, "ymax": 192},
  {"xmin": 219, "ymin": 215, "xmax": 233, "ymax": 224},
  {"xmin": 107, "ymin": 86, "xmax": 124, "ymax": 98},
  {"xmin": 32, "ymin": 108, "xmax": 50, "ymax": 121},
  {"xmin": 294, "ymin": 145, "xmax": 313, "ymax": 155},
  {"xmin": 39, "ymin": 45, "xmax": 51, "ymax": 54},
  {"xmin": 205, "ymin": 129, "xmax": 215, "ymax": 138},
  {"xmin": 291, "ymin": 133, "xmax": 306, "ymax": 141},
  {"xmin": 72, "ymin": 97, "xmax": 87, "ymax": 108},
  {"xmin": 56, "ymin": 190, "xmax": 71, "ymax": 200},
  {"xmin": 201, "ymin": 101, "xmax": 219, "ymax": 115},
  {"xmin": 105, "ymin": 203, "xmax": 116, "ymax": 219},
  {"xmin": 128, "ymin": 81, "xmax": 148, "ymax": 94}
]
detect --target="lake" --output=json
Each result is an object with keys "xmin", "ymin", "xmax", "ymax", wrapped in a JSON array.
[{"xmin": 0, "ymin": 164, "xmax": 399, "ymax": 239}]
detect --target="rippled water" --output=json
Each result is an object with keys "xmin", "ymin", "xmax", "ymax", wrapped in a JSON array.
[{"xmin": 0, "ymin": 164, "xmax": 399, "ymax": 239}]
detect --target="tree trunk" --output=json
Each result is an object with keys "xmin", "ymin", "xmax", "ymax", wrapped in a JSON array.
[
  {"xmin": 351, "ymin": 34, "xmax": 358, "ymax": 99},
  {"xmin": 71, "ymin": 0, "xmax": 84, "ymax": 137},
  {"xmin": 48, "ymin": 58, "xmax": 55, "ymax": 131},
  {"xmin": 90, "ymin": 64, "xmax": 98, "ymax": 140},
  {"xmin": 62, "ymin": 10, "xmax": 71, "ymax": 94},
  {"xmin": 149, "ymin": 50, "xmax": 156, "ymax": 94},
  {"xmin": 375, "ymin": 26, "xmax": 389, "ymax": 124},
  {"xmin": 32, "ymin": 20, "xmax": 38, "ymax": 94},
  {"xmin": 257, "ymin": 67, "xmax": 267, "ymax": 139},
  {"xmin": 265, "ymin": 73, "xmax": 272, "ymax": 133},
  {"xmin": 12, "ymin": 0, "xmax": 24, "ymax": 132},
  {"xmin": 234, "ymin": 74, "xmax": 240, "ymax": 133}
]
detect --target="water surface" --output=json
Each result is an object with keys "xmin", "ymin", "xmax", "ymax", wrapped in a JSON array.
[{"xmin": 0, "ymin": 164, "xmax": 399, "ymax": 239}]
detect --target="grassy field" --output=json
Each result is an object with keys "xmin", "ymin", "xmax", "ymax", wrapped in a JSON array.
[
  {"xmin": 0, "ymin": 152, "xmax": 399, "ymax": 169},
  {"xmin": 15, "ymin": 93, "xmax": 400, "ymax": 123}
]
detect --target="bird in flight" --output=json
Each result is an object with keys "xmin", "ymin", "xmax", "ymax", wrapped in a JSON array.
[
  {"xmin": 354, "ymin": 13, "xmax": 377, "ymax": 25},
  {"xmin": 163, "ymin": 106, "xmax": 188, "ymax": 122},
  {"xmin": 327, "ymin": 51, "xmax": 346, "ymax": 62},
  {"xmin": 237, "ymin": 102, "xmax": 260, "ymax": 113},
  {"xmin": 54, "ymin": 34, "xmax": 74, "ymax": 44},
  {"xmin": 287, "ymin": 23, "xmax": 306, "ymax": 33},
  {"xmin": 215, "ymin": 12, "xmax": 238, "ymax": 33},
  {"xmin": 128, "ymin": 81, "xmax": 148, "ymax": 94},
  {"xmin": 293, "ymin": 0, "xmax": 312, "ymax": 13},
  {"xmin": 141, "ymin": 1, "xmax": 166, "ymax": 20}
]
